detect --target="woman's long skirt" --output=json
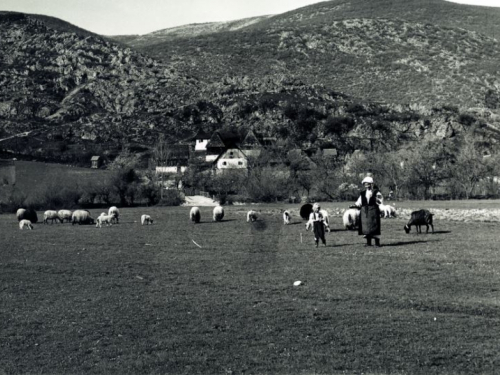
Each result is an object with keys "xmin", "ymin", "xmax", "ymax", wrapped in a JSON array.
[
  {"xmin": 313, "ymin": 221, "xmax": 326, "ymax": 244},
  {"xmin": 358, "ymin": 206, "xmax": 381, "ymax": 236}
]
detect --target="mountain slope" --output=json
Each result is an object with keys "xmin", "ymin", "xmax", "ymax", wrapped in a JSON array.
[
  {"xmin": 109, "ymin": 15, "xmax": 273, "ymax": 48},
  {"xmin": 255, "ymin": 0, "xmax": 500, "ymax": 39},
  {"xmin": 137, "ymin": 16, "xmax": 500, "ymax": 107},
  {"xmin": 1, "ymin": 9, "xmax": 500, "ymax": 164}
]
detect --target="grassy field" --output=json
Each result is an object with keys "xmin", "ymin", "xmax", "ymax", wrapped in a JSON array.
[{"xmin": 1, "ymin": 205, "xmax": 499, "ymax": 374}]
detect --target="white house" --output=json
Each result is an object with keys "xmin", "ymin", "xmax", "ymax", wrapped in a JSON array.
[{"xmin": 214, "ymin": 148, "xmax": 248, "ymax": 173}]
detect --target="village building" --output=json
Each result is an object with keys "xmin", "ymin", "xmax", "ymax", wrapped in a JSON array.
[
  {"xmin": 155, "ymin": 129, "xmax": 280, "ymax": 177},
  {"xmin": 155, "ymin": 144, "xmax": 190, "ymax": 174},
  {"xmin": 91, "ymin": 156, "xmax": 102, "ymax": 169}
]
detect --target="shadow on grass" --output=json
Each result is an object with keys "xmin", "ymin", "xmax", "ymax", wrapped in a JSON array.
[
  {"xmin": 432, "ymin": 230, "xmax": 452, "ymax": 234},
  {"xmin": 382, "ymin": 240, "xmax": 440, "ymax": 247}
]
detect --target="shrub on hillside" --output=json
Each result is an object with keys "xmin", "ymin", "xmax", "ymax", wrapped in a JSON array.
[
  {"xmin": 157, "ymin": 190, "xmax": 184, "ymax": 206},
  {"xmin": 21, "ymin": 183, "xmax": 82, "ymax": 210}
]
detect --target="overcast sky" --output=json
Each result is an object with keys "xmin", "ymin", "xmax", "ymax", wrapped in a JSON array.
[{"xmin": 0, "ymin": 0, "xmax": 498, "ymax": 36}]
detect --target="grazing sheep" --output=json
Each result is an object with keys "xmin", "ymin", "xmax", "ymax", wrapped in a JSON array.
[
  {"xmin": 283, "ymin": 210, "xmax": 291, "ymax": 225},
  {"xmin": 71, "ymin": 210, "xmax": 95, "ymax": 225},
  {"xmin": 108, "ymin": 206, "xmax": 120, "ymax": 223},
  {"xmin": 57, "ymin": 209, "xmax": 73, "ymax": 223},
  {"xmin": 404, "ymin": 209, "xmax": 434, "ymax": 234},
  {"xmin": 343, "ymin": 208, "xmax": 360, "ymax": 230},
  {"xmin": 141, "ymin": 214, "xmax": 153, "ymax": 225},
  {"xmin": 43, "ymin": 210, "xmax": 61, "ymax": 224},
  {"xmin": 96, "ymin": 213, "xmax": 116, "ymax": 228},
  {"xmin": 213, "ymin": 206, "xmax": 224, "ymax": 222},
  {"xmin": 247, "ymin": 210, "xmax": 258, "ymax": 222},
  {"xmin": 379, "ymin": 204, "xmax": 397, "ymax": 218},
  {"xmin": 305, "ymin": 209, "xmax": 330, "ymax": 232},
  {"xmin": 19, "ymin": 219, "xmax": 33, "ymax": 230},
  {"xmin": 190, "ymin": 207, "xmax": 201, "ymax": 223},
  {"xmin": 16, "ymin": 208, "xmax": 38, "ymax": 224}
]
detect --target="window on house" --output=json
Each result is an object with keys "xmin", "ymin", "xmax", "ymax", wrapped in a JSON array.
[
  {"xmin": 238, "ymin": 161, "xmax": 243, "ymax": 166},
  {"xmin": 222, "ymin": 161, "xmax": 227, "ymax": 166},
  {"xmin": 229, "ymin": 151, "xmax": 234, "ymax": 159}
]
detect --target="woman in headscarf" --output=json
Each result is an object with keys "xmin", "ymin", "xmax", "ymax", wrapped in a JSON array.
[
  {"xmin": 309, "ymin": 203, "xmax": 327, "ymax": 247},
  {"xmin": 352, "ymin": 176, "xmax": 383, "ymax": 247}
]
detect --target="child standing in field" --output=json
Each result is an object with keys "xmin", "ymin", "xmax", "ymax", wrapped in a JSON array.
[{"xmin": 309, "ymin": 203, "xmax": 327, "ymax": 247}]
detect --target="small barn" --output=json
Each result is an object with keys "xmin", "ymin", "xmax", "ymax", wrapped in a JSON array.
[{"xmin": 91, "ymin": 156, "xmax": 102, "ymax": 169}]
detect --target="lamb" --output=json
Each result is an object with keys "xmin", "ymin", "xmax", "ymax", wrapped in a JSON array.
[
  {"xmin": 247, "ymin": 210, "xmax": 258, "ymax": 222},
  {"xmin": 43, "ymin": 210, "xmax": 61, "ymax": 224},
  {"xmin": 213, "ymin": 205, "xmax": 224, "ymax": 222},
  {"xmin": 57, "ymin": 209, "xmax": 73, "ymax": 223},
  {"xmin": 404, "ymin": 209, "xmax": 434, "ymax": 234},
  {"xmin": 108, "ymin": 206, "xmax": 120, "ymax": 223},
  {"xmin": 190, "ymin": 207, "xmax": 201, "ymax": 223},
  {"xmin": 96, "ymin": 213, "xmax": 117, "ymax": 228},
  {"xmin": 16, "ymin": 208, "xmax": 38, "ymax": 224},
  {"xmin": 19, "ymin": 219, "xmax": 34, "ymax": 230},
  {"xmin": 379, "ymin": 204, "xmax": 397, "ymax": 218},
  {"xmin": 343, "ymin": 208, "xmax": 360, "ymax": 230},
  {"xmin": 141, "ymin": 214, "xmax": 153, "ymax": 225},
  {"xmin": 71, "ymin": 210, "xmax": 95, "ymax": 225},
  {"xmin": 283, "ymin": 210, "xmax": 291, "ymax": 225},
  {"xmin": 305, "ymin": 209, "xmax": 330, "ymax": 232}
]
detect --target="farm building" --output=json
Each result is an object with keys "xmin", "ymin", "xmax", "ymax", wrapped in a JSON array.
[
  {"xmin": 91, "ymin": 156, "xmax": 102, "ymax": 169},
  {"xmin": 155, "ymin": 144, "xmax": 191, "ymax": 174}
]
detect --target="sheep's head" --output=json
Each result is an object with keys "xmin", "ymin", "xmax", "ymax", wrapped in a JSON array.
[{"xmin": 404, "ymin": 225, "xmax": 410, "ymax": 234}]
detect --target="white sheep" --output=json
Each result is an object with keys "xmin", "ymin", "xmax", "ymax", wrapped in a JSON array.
[
  {"xmin": 283, "ymin": 210, "xmax": 291, "ymax": 225},
  {"xmin": 213, "ymin": 206, "xmax": 224, "ymax": 222},
  {"xmin": 379, "ymin": 204, "xmax": 397, "ymax": 218},
  {"xmin": 57, "ymin": 209, "xmax": 73, "ymax": 223},
  {"xmin": 72, "ymin": 210, "xmax": 94, "ymax": 225},
  {"xmin": 19, "ymin": 219, "xmax": 33, "ymax": 230},
  {"xmin": 247, "ymin": 210, "xmax": 258, "ymax": 222},
  {"xmin": 190, "ymin": 207, "xmax": 201, "ymax": 223},
  {"xmin": 96, "ymin": 213, "xmax": 116, "ymax": 228},
  {"xmin": 305, "ymin": 209, "xmax": 330, "ymax": 232},
  {"xmin": 141, "ymin": 214, "xmax": 153, "ymax": 225},
  {"xmin": 108, "ymin": 206, "xmax": 120, "ymax": 223},
  {"xmin": 343, "ymin": 208, "xmax": 360, "ymax": 230},
  {"xmin": 43, "ymin": 210, "xmax": 61, "ymax": 224}
]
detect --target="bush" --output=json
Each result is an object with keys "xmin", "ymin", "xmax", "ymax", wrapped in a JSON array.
[{"xmin": 157, "ymin": 190, "xmax": 184, "ymax": 206}]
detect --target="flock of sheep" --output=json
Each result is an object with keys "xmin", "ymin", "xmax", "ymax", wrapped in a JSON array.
[
  {"xmin": 16, "ymin": 203, "xmax": 434, "ymax": 235},
  {"xmin": 15, "ymin": 206, "xmax": 154, "ymax": 230},
  {"xmin": 189, "ymin": 203, "xmax": 434, "ymax": 235}
]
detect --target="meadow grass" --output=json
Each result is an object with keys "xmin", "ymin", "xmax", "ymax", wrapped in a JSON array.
[{"xmin": 1, "ymin": 205, "xmax": 499, "ymax": 374}]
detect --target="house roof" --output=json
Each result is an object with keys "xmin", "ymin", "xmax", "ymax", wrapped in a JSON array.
[
  {"xmin": 91, "ymin": 156, "xmax": 101, "ymax": 161},
  {"xmin": 207, "ymin": 130, "xmax": 242, "ymax": 149},
  {"xmin": 192, "ymin": 129, "xmax": 212, "ymax": 140}
]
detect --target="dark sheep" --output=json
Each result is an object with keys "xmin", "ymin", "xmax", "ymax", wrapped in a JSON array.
[
  {"xmin": 299, "ymin": 204, "xmax": 313, "ymax": 220},
  {"xmin": 16, "ymin": 208, "xmax": 38, "ymax": 224},
  {"xmin": 404, "ymin": 209, "xmax": 434, "ymax": 234}
]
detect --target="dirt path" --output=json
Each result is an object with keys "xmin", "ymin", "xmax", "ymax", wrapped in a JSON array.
[{"xmin": 182, "ymin": 195, "xmax": 218, "ymax": 206}]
